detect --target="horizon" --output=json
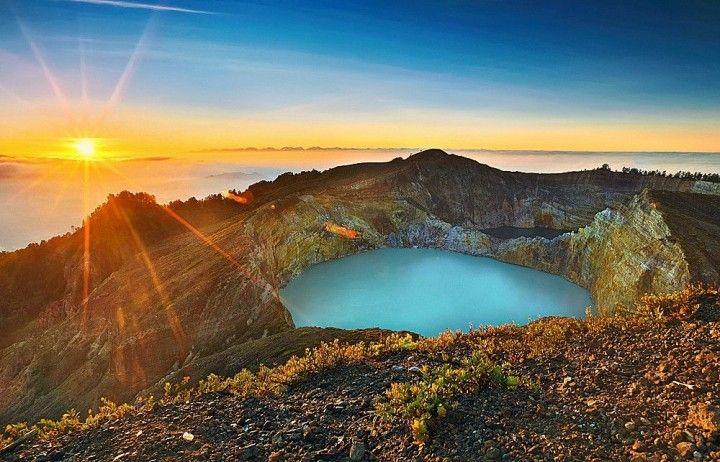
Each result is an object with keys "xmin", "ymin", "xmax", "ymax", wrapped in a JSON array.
[
  {"xmin": 3, "ymin": 147, "xmax": 720, "ymax": 252},
  {"xmin": 1, "ymin": 0, "xmax": 719, "ymax": 160}
]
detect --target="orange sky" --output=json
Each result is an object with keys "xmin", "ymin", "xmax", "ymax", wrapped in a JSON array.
[{"xmin": 2, "ymin": 103, "xmax": 719, "ymax": 163}]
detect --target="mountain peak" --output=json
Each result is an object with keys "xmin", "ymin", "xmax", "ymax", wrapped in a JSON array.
[{"xmin": 408, "ymin": 149, "xmax": 449, "ymax": 161}]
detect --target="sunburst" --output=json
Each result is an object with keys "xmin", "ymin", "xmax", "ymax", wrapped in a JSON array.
[
  {"xmin": 11, "ymin": 9, "xmax": 278, "ymax": 382},
  {"xmin": 74, "ymin": 138, "xmax": 97, "ymax": 159}
]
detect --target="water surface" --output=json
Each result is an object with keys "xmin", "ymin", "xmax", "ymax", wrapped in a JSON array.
[{"xmin": 281, "ymin": 248, "xmax": 592, "ymax": 336}]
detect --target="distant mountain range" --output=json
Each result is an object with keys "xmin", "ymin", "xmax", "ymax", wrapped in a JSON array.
[
  {"xmin": 193, "ymin": 146, "xmax": 418, "ymax": 152},
  {"xmin": 206, "ymin": 171, "xmax": 262, "ymax": 181}
]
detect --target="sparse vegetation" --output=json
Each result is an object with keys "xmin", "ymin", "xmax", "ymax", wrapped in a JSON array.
[
  {"xmin": 0, "ymin": 333, "xmax": 423, "ymax": 451},
  {"xmin": 616, "ymin": 283, "xmax": 719, "ymax": 320},
  {"xmin": 0, "ymin": 398, "xmax": 147, "ymax": 453},
  {"xmin": 194, "ymin": 333, "xmax": 422, "ymax": 398},
  {"xmin": 375, "ymin": 351, "xmax": 522, "ymax": 443}
]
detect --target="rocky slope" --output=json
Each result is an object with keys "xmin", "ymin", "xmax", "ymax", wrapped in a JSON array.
[
  {"xmin": 1, "ymin": 149, "xmax": 719, "ymax": 427},
  {"xmin": 3, "ymin": 286, "xmax": 719, "ymax": 461}
]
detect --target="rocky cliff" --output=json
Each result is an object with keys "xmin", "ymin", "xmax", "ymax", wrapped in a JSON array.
[{"xmin": 1, "ymin": 149, "xmax": 719, "ymax": 426}]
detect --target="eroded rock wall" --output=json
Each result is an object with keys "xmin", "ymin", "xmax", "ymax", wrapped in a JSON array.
[{"xmin": 494, "ymin": 192, "xmax": 692, "ymax": 310}]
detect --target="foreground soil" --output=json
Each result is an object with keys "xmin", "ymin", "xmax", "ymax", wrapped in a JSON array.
[{"xmin": 5, "ymin": 301, "xmax": 720, "ymax": 461}]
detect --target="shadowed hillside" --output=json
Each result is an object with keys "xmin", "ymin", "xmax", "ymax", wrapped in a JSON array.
[{"xmin": 650, "ymin": 191, "xmax": 720, "ymax": 282}]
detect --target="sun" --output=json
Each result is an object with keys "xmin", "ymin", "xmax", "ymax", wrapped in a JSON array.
[{"xmin": 74, "ymin": 138, "xmax": 96, "ymax": 159}]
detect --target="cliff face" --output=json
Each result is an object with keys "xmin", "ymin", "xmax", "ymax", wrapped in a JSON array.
[
  {"xmin": 565, "ymin": 193, "xmax": 692, "ymax": 309},
  {"xmin": 649, "ymin": 191, "xmax": 720, "ymax": 283},
  {"xmin": 493, "ymin": 192, "xmax": 692, "ymax": 309},
  {"xmin": 1, "ymin": 149, "xmax": 718, "ymax": 425},
  {"xmin": 384, "ymin": 191, "xmax": 695, "ymax": 310}
]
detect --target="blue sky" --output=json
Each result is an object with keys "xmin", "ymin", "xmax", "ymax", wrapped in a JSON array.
[{"xmin": 1, "ymin": 0, "xmax": 719, "ymax": 153}]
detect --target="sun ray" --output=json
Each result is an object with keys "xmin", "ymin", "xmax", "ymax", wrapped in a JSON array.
[
  {"xmin": 15, "ymin": 17, "xmax": 75, "ymax": 123},
  {"xmin": 159, "ymin": 205, "xmax": 283, "ymax": 301},
  {"xmin": 81, "ymin": 159, "xmax": 91, "ymax": 327},
  {"xmin": 112, "ymin": 298, "xmax": 150, "ymax": 388},
  {"xmin": 108, "ymin": 199, "xmax": 189, "ymax": 356},
  {"xmin": 96, "ymin": 161, "xmax": 283, "ymax": 302},
  {"xmin": 101, "ymin": 14, "xmax": 156, "ymax": 121}
]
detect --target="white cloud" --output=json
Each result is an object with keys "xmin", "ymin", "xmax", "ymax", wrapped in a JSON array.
[{"xmin": 62, "ymin": 0, "xmax": 215, "ymax": 15}]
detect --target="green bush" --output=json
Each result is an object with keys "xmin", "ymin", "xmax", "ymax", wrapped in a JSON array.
[{"xmin": 375, "ymin": 351, "xmax": 521, "ymax": 444}]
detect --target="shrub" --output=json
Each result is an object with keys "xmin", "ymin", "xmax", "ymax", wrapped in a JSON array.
[
  {"xmin": 375, "ymin": 351, "xmax": 521, "ymax": 444},
  {"xmin": 198, "ymin": 333, "xmax": 423, "ymax": 398},
  {"xmin": 162, "ymin": 376, "xmax": 192, "ymax": 404},
  {"xmin": 618, "ymin": 284, "xmax": 719, "ymax": 320}
]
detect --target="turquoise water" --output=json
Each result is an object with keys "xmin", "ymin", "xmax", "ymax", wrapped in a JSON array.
[{"xmin": 281, "ymin": 248, "xmax": 592, "ymax": 336}]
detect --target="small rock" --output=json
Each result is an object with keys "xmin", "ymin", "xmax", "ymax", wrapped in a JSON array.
[
  {"xmin": 684, "ymin": 430, "xmax": 696, "ymax": 443},
  {"xmin": 484, "ymin": 447, "xmax": 501, "ymax": 460},
  {"xmin": 689, "ymin": 403, "xmax": 720, "ymax": 433},
  {"xmin": 182, "ymin": 432, "xmax": 194, "ymax": 442},
  {"xmin": 672, "ymin": 430, "xmax": 686, "ymax": 444},
  {"xmin": 237, "ymin": 444, "xmax": 258, "ymax": 460},
  {"xmin": 631, "ymin": 440, "xmax": 646, "ymax": 452},
  {"xmin": 349, "ymin": 441, "xmax": 366, "ymax": 461},
  {"xmin": 677, "ymin": 442, "xmax": 696, "ymax": 458},
  {"xmin": 302, "ymin": 424, "xmax": 313, "ymax": 438}
]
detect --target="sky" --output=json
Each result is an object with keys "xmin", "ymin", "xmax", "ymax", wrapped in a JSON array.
[{"xmin": 1, "ymin": 0, "xmax": 719, "ymax": 160}]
